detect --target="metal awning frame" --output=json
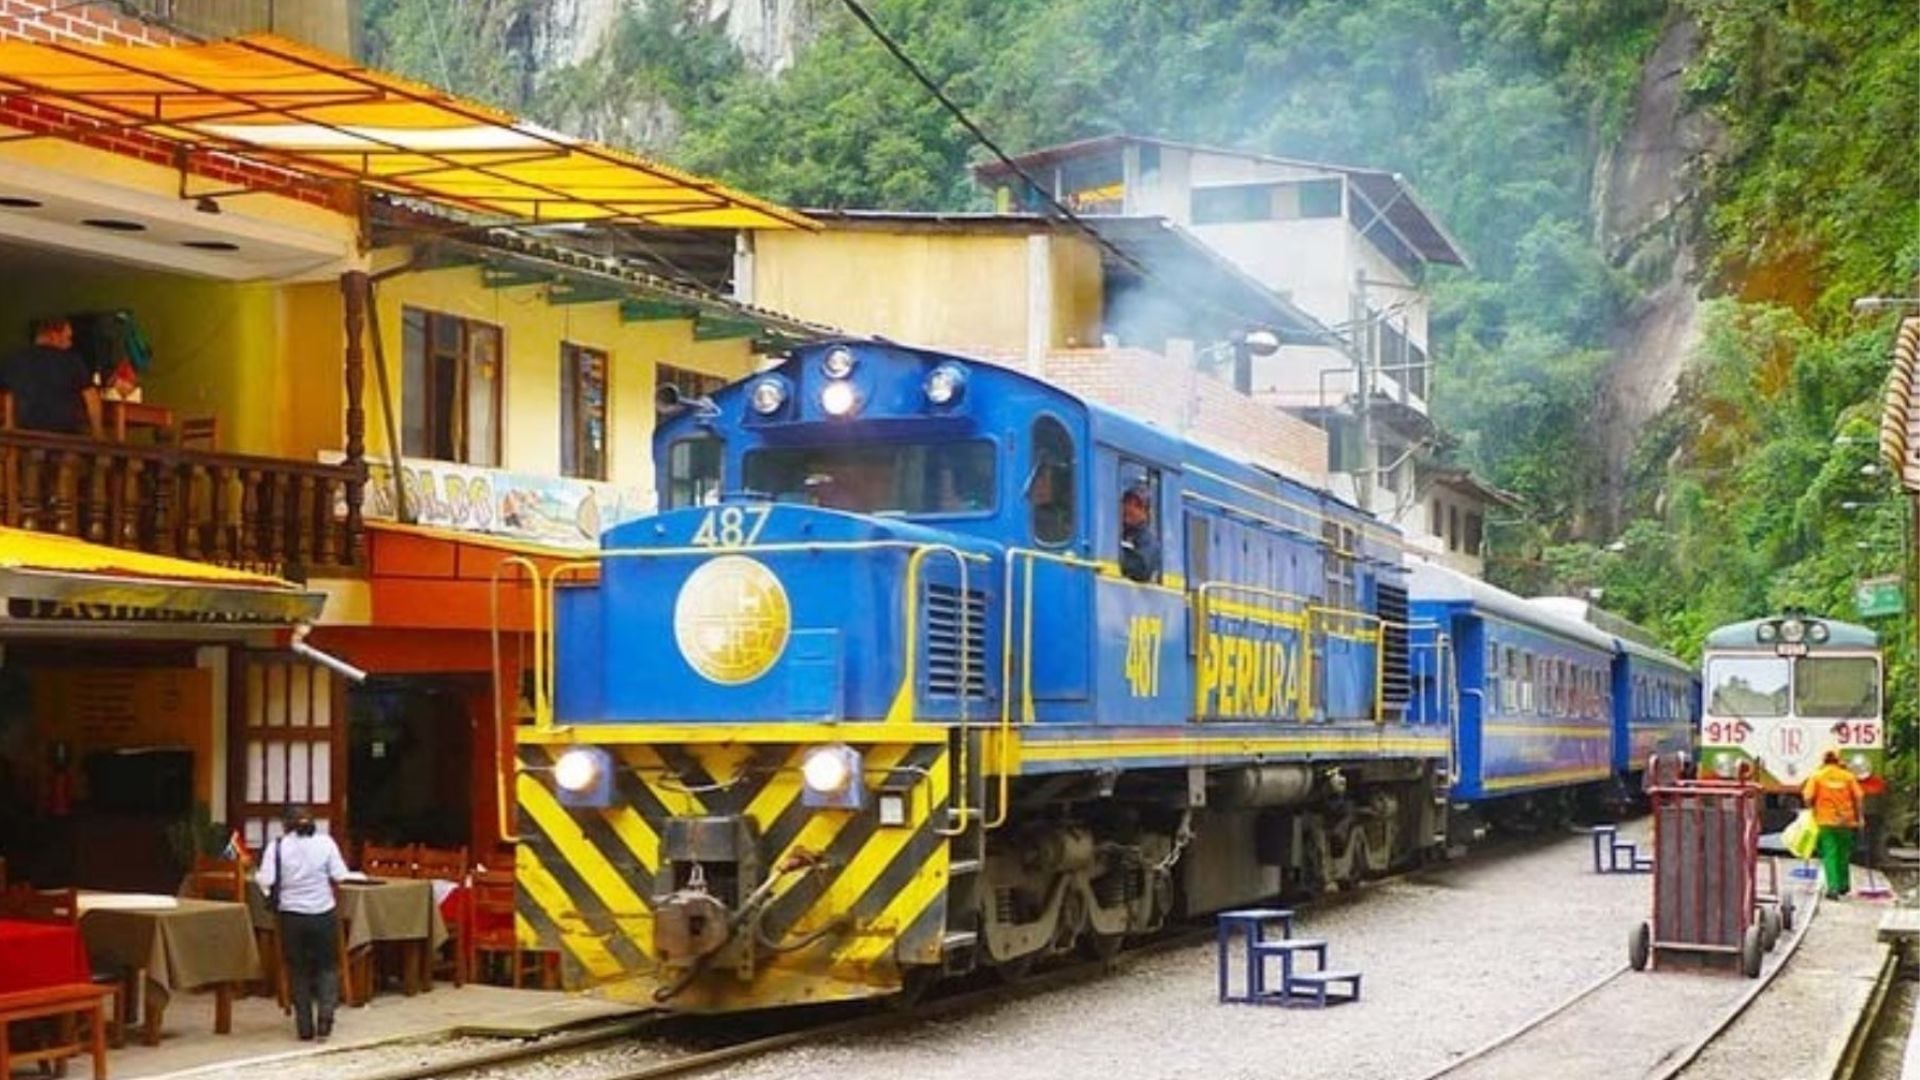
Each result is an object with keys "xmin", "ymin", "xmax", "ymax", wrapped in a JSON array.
[
  {"xmin": 0, "ymin": 566, "xmax": 325, "ymax": 623},
  {"xmin": 0, "ymin": 34, "xmax": 812, "ymax": 228}
]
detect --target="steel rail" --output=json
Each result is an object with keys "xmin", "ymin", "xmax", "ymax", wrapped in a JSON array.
[{"xmin": 1412, "ymin": 887, "xmax": 1824, "ymax": 1080}]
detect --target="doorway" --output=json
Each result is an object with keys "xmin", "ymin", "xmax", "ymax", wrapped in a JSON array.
[{"xmin": 348, "ymin": 676, "xmax": 476, "ymax": 850}]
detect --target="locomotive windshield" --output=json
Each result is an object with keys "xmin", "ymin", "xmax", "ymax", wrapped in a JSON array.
[
  {"xmin": 1794, "ymin": 657, "xmax": 1879, "ymax": 717},
  {"xmin": 1706, "ymin": 656, "xmax": 1788, "ymax": 716},
  {"xmin": 743, "ymin": 440, "xmax": 996, "ymax": 515}
]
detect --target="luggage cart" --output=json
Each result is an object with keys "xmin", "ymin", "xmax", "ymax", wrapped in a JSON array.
[{"xmin": 1628, "ymin": 777, "xmax": 1779, "ymax": 977}]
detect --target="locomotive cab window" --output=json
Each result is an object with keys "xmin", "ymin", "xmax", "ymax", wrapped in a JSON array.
[
  {"xmin": 743, "ymin": 440, "xmax": 995, "ymax": 515},
  {"xmin": 1027, "ymin": 416, "xmax": 1076, "ymax": 546},
  {"xmin": 666, "ymin": 437, "xmax": 723, "ymax": 509},
  {"xmin": 1117, "ymin": 460, "xmax": 1162, "ymax": 583}
]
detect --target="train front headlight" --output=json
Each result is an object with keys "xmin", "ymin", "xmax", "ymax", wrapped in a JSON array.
[
  {"xmin": 750, "ymin": 377, "xmax": 788, "ymax": 416},
  {"xmin": 1779, "ymin": 618, "xmax": 1806, "ymax": 644},
  {"xmin": 1756, "ymin": 622, "xmax": 1780, "ymax": 645},
  {"xmin": 800, "ymin": 744, "xmax": 864, "ymax": 808},
  {"xmin": 1849, "ymin": 753, "xmax": 1872, "ymax": 779},
  {"xmin": 1808, "ymin": 621, "xmax": 1830, "ymax": 644},
  {"xmin": 822, "ymin": 346, "xmax": 857, "ymax": 379},
  {"xmin": 820, "ymin": 380, "xmax": 859, "ymax": 417},
  {"xmin": 554, "ymin": 748, "xmax": 601, "ymax": 792},
  {"xmin": 552, "ymin": 747, "xmax": 612, "ymax": 807},
  {"xmin": 1713, "ymin": 751, "xmax": 1742, "ymax": 779},
  {"xmin": 925, "ymin": 363, "xmax": 967, "ymax": 406}
]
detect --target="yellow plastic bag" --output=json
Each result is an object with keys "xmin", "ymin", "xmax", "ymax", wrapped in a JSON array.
[{"xmin": 1783, "ymin": 809, "xmax": 1819, "ymax": 859}]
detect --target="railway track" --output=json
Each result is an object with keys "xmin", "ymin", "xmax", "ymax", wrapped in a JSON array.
[
  {"xmin": 338, "ymin": 838, "xmax": 1524, "ymax": 1080},
  {"xmin": 1415, "ymin": 888, "xmax": 1823, "ymax": 1080}
]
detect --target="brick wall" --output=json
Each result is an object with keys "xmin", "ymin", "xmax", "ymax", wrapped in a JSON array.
[
  {"xmin": 0, "ymin": 1, "xmax": 343, "ymax": 209},
  {"xmin": 0, "ymin": 0, "xmax": 177, "ymax": 45},
  {"xmin": 1039, "ymin": 348, "xmax": 1330, "ymax": 483}
]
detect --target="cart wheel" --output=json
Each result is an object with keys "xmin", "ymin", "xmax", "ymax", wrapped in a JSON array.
[
  {"xmin": 1760, "ymin": 907, "xmax": 1781, "ymax": 952},
  {"xmin": 1780, "ymin": 898, "xmax": 1795, "ymax": 932},
  {"xmin": 1741, "ymin": 924, "xmax": 1763, "ymax": 978},
  {"xmin": 1629, "ymin": 921, "xmax": 1651, "ymax": 972}
]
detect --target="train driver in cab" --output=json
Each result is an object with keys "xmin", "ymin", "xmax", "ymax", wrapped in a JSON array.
[{"xmin": 1120, "ymin": 486, "xmax": 1160, "ymax": 583}]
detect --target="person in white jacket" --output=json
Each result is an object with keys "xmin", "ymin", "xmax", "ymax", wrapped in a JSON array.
[{"xmin": 256, "ymin": 807, "xmax": 348, "ymax": 1041}]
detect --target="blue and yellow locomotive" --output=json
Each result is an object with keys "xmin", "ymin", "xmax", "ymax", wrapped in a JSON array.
[{"xmin": 511, "ymin": 340, "xmax": 1452, "ymax": 1011}]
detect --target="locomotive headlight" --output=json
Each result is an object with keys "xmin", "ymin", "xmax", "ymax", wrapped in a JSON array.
[
  {"xmin": 1756, "ymin": 622, "xmax": 1780, "ymax": 645},
  {"xmin": 554, "ymin": 748, "xmax": 602, "ymax": 793},
  {"xmin": 822, "ymin": 346, "xmax": 857, "ymax": 379},
  {"xmin": 1779, "ymin": 618, "xmax": 1806, "ymax": 644},
  {"xmin": 820, "ymin": 380, "xmax": 859, "ymax": 417},
  {"xmin": 1808, "ymin": 621, "xmax": 1830, "ymax": 644},
  {"xmin": 925, "ymin": 363, "xmax": 967, "ymax": 406},
  {"xmin": 1713, "ymin": 751, "xmax": 1741, "ymax": 779},
  {"xmin": 749, "ymin": 377, "xmax": 788, "ymax": 416},
  {"xmin": 800, "ymin": 744, "xmax": 864, "ymax": 808},
  {"xmin": 1849, "ymin": 753, "xmax": 1872, "ymax": 778}
]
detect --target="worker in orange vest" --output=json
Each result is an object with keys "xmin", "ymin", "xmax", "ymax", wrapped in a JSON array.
[{"xmin": 1802, "ymin": 749, "xmax": 1865, "ymax": 899}]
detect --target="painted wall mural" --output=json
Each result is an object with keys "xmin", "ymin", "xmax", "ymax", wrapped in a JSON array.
[{"xmin": 358, "ymin": 458, "xmax": 651, "ymax": 548}]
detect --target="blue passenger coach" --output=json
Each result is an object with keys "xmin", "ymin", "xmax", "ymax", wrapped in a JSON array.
[
  {"xmin": 516, "ymin": 340, "xmax": 1451, "ymax": 1012},
  {"xmin": 1410, "ymin": 561, "xmax": 1618, "ymax": 808}
]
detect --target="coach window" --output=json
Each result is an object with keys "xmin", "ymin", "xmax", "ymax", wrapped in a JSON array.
[
  {"xmin": 666, "ymin": 436, "xmax": 722, "ymax": 508},
  {"xmin": 1028, "ymin": 416, "xmax": 1075, "ymax": 546},
  {"xmin": 1502, "ymin": 647, "xmax": 1518, "ymax": 711},
  {"xmin": 1117, "ymin": 459, "xmax": 1162, "ymax": 583}
]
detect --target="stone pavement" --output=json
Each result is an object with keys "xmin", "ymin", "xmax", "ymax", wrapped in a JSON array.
[{"xmin": 89, "ymin": 982, "xmax": 642, "ymax": 1079}]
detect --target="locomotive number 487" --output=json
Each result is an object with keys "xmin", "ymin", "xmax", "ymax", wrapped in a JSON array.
[{"xmin": 1125, "ymin": 614, "xmax": 1163, "ymax": 697}]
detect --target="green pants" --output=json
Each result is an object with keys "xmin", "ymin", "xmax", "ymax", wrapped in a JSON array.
[{"xmin": 1816, "ymin": 825, "xmax": 1855, "ymax": 896}]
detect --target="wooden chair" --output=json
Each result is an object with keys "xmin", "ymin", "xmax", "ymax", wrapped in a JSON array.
[
  {"xmin": 0, "ymin": 983, "xmax": 112, "ymax": 1079},
  {"xmin": 181, "ymin": 854, "xmax": 247, "ymax": 903},
  {"xmin": 413, "ymin": 846, "xmax": 470, "ymax": 988},
  {"xmin": 361, "ymin": 842, "xmax": 417, "ymax": 880},
  {"xmin": 469, "ymin": 868, "xmax": 547, "ymax": 988}
]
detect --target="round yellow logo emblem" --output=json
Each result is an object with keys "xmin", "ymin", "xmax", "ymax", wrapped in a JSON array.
[{"xmin": 673, "ymin": 555, "xmax": 791, "ymax": 685}]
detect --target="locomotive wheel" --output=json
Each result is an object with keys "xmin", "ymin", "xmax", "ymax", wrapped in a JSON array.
[
  {"xmin": 1629, "ymin": 921, "xmax": 1651, "ymax": 972},
  {"xmin": 887, "ymin": 966, "xmax": 937, "ymax": 1012},
  {"xmin": 1080, "ymin": 930, "xmax": 1125, "ymax": 970},
  {"xmin": 992, "ymin": 952, "xmax": 1038, "ymax": 985},
  {"xmin": 1740, "ymin": 924, "xmax": 1763, "ymax": 978}
]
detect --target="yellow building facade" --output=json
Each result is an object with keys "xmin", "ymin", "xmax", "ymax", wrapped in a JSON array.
[{"xmin": 748, "ymin": 216, "xmax": 1103, "ymax": 358}]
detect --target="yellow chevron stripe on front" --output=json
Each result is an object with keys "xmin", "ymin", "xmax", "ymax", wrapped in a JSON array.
[
  {"xmin": 843, "ymin": 763, "xmax": 952, "ymax": 964},
  {"xmin": 744, "ymin": 748, "xmax": 802, "ymax": 830},
  {"xmin": 519, "ymin": 774, "xmax": 651, "ymax": 919},
  {"xmin": 764, "ymin": 744, "xmax": 912, "ymax": 910},
  {"xmin": 516, "ymin": 843, "xmax": 626, "ymax": 981},
  {"xmin": 601, "ymin": 800, "xmax": 662, "ymax": 875},
  {"xmin": 803, "ymin": 765, "xmax": 937, "ymax": 935},
  {"xmin": 619, "ymin": 745, "xmax": 709, "ymax": 817}
]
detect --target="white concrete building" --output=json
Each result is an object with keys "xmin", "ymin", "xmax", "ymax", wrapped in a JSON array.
[{"xmin": 977, "ymin": 135, "xmax": 1509, "ymax": 574}]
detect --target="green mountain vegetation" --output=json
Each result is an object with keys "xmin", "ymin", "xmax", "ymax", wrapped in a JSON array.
[{"xmin": 365, "ymin": 0, "xmax": 1919, "ymax": 818}]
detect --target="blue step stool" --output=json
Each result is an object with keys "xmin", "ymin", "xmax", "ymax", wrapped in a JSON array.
[
  {"xmin": 1590, "ymin": 824, "xmax": 1653, "ymax": 874},
  {"xmin": 1217, "ymin": 909, "xmax": 1364, "ymax": 1007},
  {"xmin": 1285, "ymin": 969, "xmax": 1363, "ymax": 1007}
]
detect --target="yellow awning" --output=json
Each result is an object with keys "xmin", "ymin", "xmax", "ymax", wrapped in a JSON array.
[
  {"xmin": 0, "ymin": 528, "xmax": 323, "ymax": 624},
  {"xmin": 0, "ymin": 33, "xmax": 811, "ymax": 230}
]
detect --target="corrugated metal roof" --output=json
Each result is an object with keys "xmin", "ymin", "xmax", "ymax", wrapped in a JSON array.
[{"xmin": 1879, "ymin": 316, "xmax": 1920, "ymax": 493}]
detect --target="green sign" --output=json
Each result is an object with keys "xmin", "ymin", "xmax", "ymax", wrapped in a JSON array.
[{"xmin": 1854, "ymin": 576, "xmax": 1905, "ymax": 618}]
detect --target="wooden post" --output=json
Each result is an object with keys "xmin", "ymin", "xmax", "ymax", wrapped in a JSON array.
[{"xmin": 341, "ymin": 270, "xmax": 369, "ymax": 568}]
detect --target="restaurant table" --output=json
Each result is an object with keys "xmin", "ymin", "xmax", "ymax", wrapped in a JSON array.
[
  {"xmin": 77, "ymin": 893, "xmax": 260, "ymax": 1046},
  {"xmin": 338, "ymin": 879, "xmax": 447, "ymax": 1000},
  {"xmin": 103, "ymin": 400, "xmax": 176, "ymax": 443},
  {"xmin": 0, "ymin": 918, "xmax": 90, "ymax": 994}
]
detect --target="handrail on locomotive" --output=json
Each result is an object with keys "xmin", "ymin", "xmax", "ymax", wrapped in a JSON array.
[{"xmin": 489, "ymin": 537, "xmax": 1440, "ymax": 829}]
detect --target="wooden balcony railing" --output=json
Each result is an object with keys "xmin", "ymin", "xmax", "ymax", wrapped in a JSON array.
[{"xmin": 0, "ymin": 430, "xmax": 364, "ymax": 581}]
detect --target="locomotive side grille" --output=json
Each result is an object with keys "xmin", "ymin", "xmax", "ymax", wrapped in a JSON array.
[
  {"xmin": 1377, "ymin": 582, "xmax": 1411, "ymax": 705},
  {"xmin": 925, "ymin": 582, "xmax": 989, "ymax": 698}
]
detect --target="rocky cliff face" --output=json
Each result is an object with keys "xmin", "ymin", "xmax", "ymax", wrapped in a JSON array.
[
  {"xmin": 1590, "ymin": 13, "xmax": 1725, "ymax": 529},
  {"xmin": 530, "ymin": 0, "xmax": 818, "ymax": 74}
]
